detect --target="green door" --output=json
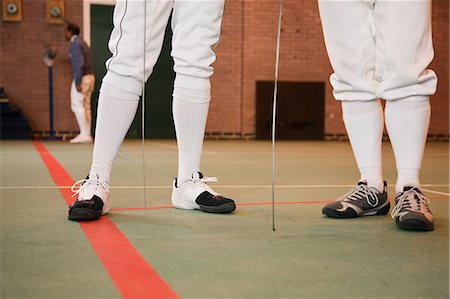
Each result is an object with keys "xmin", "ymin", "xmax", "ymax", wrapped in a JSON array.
[{"xmin": 90, "ymin": 4, "xmax": 176, "ymax": 139}]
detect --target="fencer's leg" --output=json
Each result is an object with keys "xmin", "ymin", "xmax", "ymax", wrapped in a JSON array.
[
  {"xmin": 317, "ymin": 0, "xmax": 377, "ymax": 101},
  {"xmin": 319, "ymin": 1, "xmax": 390, "ymax": 218},
  {"xmin": 342, "ymin": 100, "xmax": 384, "ymax": 192},
  {"xmin": 323, "ymin": 99, "xmax": 389, "ymax": 219},
  {"xmin": 385, "ymin": 99, "xmax": 431, "ymax": 193},
  {"xmin": 171, "ymin": 0, "xmax": 224, "ymax": 184},
  {"xmin": 374, "ymin": 0, "xmax": 437, "ymax": 101},
  {"xmin": 91, "ymin": 0, "xmax": 173, "ymax": 183},
  {"xmin": 318, "ymin": 1, "xmax": 384, "ymax": 190},
  {"xmin": 374, "ymin": 1, "xmax": 435, "ymax": 230},
  {"xmin": 69, "ymin": 83, "xmax": 140, "ymax": 220},
  {"xmin": 373, "ymin": 0, "xmax": 436, "ymax": 192},
  {"xmin": 170, "ymin": 0, "xmax": 235, "ymax": 214},
  {"xmin": 386, "ymin": 98, "xmax": 434, "ymax": 231},
  {"xmin": 90, "ymin": 83, "xmax": 139, "ymax": 183},
  {"xmin": 172, "ymin": 75, "xmax": 210, "ymax": 184},
  {"xmin": 68, "ymin": 1, "xmax": 174, "ymax": 221}
]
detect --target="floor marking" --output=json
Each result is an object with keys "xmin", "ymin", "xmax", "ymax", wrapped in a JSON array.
[
  {"xmin": 2, "ymin": 184, "xmax": 449, "ymax": 189},
  {"xmin": 152, "ymin": 142, "xmax": 218, "ymax": 155},
  {"xmin": 32, "ymin": 141, "xmax": 178, "ymax": 299},
  {"xmin": 151, "ymin": 142, "xmax": 177, "ymax": 150},
  {"xmin": 110, "ymin": 201, "xmax": 333, "ymax": 211},
  {"xmin": 421, "ymin": 188, "xmax": 450, "ymax": 197},
  {"xmin": 112, "ymin": 206, "xmax": 173, "ymax": 211},
  {"xmin": 110, "ymin": 197, "xmax": 449, "ymax": 211}
]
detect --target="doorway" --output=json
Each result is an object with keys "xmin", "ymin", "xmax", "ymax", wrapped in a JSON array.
[{"xmin": 256, "ymin": 81, "xmax": 325, "ymax": 140}]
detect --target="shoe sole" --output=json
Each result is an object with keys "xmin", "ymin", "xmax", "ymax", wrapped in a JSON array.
[
  {"xmin": 68, "ymin": 208, "xmax": 102, "ymax": 221},
  {"xmin": 396, "ymin": 219, "xmax": 434, "ymax": 231},
  {"xmin": 322, "ymin": 201, "xmax": 390, "ymax": 218},
  {"xmin": 199, "ymin": 203, "xmax": 236, "ymax": 214}
]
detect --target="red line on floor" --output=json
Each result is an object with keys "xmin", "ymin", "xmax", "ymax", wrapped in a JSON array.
[
  {"xmin": 32, "ymin": 141, "xmax": 178, "ymax": 299},
  {"xmin": 112, "ymin": 206, "xmax": 174, "ymax": 211},
  {"xmin": 110, "ymin": 200, "xmax": 333, "ymax": 211},
  {"xmin": 238, "ymin": 200, "xmax": 334, "ymax": 206}
]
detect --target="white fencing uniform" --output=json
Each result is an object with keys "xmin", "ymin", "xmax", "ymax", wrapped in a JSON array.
[
  {"xmin": 318, "ymin": 0, "xmax": 437, "ymax": 102},
  {"xmin": 90, "ymin": 0, "xmax": 225, "ymax": 184},
  {"xmin": 103, "ymin": 0, "xmax": 224, "ymax": 96},
  {"xmin": 70, "ymin": 74, "xmax": 95, "ymax": 137},
  {"xmin": 317, "ymin": 0, "xmax": 438, "ymax": 196},
  {"xmin": 318, "ymin": 0, "xmax": 437, "ymax": 230},
  {"xmin": 69, "ymin": 1, "xmax": 238, "ymax": 221}
]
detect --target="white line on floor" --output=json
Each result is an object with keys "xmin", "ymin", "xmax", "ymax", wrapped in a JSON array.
[
  {"xmin": 152, "ymin": 142, "xmax": 218, "ymax": 155},
  {"xmin": 2, "ymin": 184, "xmax": 449, "ymax": 189},
  {"xmin": 421, "ymin": 188, "xmax": 450, "ymax": 197}
]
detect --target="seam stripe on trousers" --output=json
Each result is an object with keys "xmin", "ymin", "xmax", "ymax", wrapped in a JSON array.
[
  {"xmin": 107, "ymin": 0, "xmax": 127, "ymax": 70},
  {"xmin": 32, "ymin": 141, "xmax": 179, "ymax": 299}
]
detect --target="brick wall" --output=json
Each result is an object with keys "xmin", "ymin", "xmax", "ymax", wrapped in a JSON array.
[
  {"xmin": 1, "ymin": 0, "xmax": 83, "ymax": 132},
  {"xmin": 1, "ymin": 0, "xmax": 448, "ymax": 137},
  {"xmin": 429, "ymin": 0, "xmax": 449, "ymax": 135}
]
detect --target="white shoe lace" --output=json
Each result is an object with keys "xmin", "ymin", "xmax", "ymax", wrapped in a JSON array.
[
  {"xmin": 337, "ymin": 183, "xmax": 380, "ymax": 207},
  {"xmin": 391, "ymin": 188, "xmax": 430, "ymax": 219},
  {"xmin": 71, "ymin": 177, "xmax": 109, "ymax": 201},
  {"xmin": 192, "ymin": 175, "xmax": 220, "ymax": 196}
]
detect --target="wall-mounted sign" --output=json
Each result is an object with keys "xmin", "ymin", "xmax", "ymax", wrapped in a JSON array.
[
  {"xmin": 2, "ymin": 0, "xmax": 23, "ymax": 22},
  {"xmin": 46, "ymin": 0, "xmax": 65, "ymax": 24}
]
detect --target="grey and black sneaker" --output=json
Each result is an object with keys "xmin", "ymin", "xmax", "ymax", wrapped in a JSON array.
[
  {"xmin": 322, "ymin": 181, "xmax": 390, "ymax": 218},
  {"xmin": 68, "ymin": 172, "xmax": 110, "ymax": 221},
  {"xmin": 391, "ymin": 186, "xmax": 434, "ymax": 231}
]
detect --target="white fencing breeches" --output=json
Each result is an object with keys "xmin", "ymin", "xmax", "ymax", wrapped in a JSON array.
[
  {"xmin": 70, "ymin": 74, "xmax": 95, "ymax": 136},
  {"xmin": 90, "ymin": 0, "xmax": 224, "ymax": 183},
  {"xmin": 103, "ymin": 0, "xmax": 224, "ymax": 96},
  {"xmin": 318, "ymin": 0, "xmax": 437, "ymax": 102}
]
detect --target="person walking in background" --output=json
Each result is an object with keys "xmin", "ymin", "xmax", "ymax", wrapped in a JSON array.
[
  {"xmin": 65, "ymin": 22, "xmax": 95, "ymax": 144},
  {"xmin": 318, "ymin": 0, "xmax": 437, "ymax": 231}
]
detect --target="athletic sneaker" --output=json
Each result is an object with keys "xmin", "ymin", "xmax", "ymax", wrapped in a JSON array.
[
  {"xmin": 322, "ymin": 181, "xmax": 390, "ymax": 218},
  {"xmin": 391, "ymin": 186, "xmax": 434, "ymax": 231},
  {"xmin": 68, "ymin": 172, "xmax": 110, "ymax": 221},
  {"xmin": 171, "ymin": 172, "xmax": 236, "ymax": 213}
]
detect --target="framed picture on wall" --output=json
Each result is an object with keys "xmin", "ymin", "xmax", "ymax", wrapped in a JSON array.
[
  {"xmin": 2, "ymin": 0, "xmax": 23, "ymax": 22},
  {"xmin": 46, "ymin": 0, "xmax": 65, "ymax": 24}
]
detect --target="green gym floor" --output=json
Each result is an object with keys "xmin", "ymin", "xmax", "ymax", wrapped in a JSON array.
[{"xmin": 1, "ymin": 139, "xmax": 449, "ymax": 299}]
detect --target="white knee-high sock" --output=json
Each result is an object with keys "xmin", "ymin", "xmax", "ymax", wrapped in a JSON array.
[
  {"xmin": 173, "ymin": 74, "xmax": 210, "ymax": 185},
  {"xmin": 90, "ymin": 82, "xmax": 140, "ymax": 183},
  {"xmin": 342, "ymin": 100, "xmax": 384, "ymax": 191},
  {"xmin": 84, "ymin": 105, "xmax": 92, "ymax": 137},
  {"xmin": 385, "ymin": 98, "xmax": 431, "ymax": 193},
  {"xmin": 71, "ymin": 82, "xmax": 89, "ymax": 137},
  {"xmin": 74, "ymin": 111, "xmax": 89, "ymax": 137}
]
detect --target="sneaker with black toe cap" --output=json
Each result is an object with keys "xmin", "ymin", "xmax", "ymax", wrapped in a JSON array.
[
  {"xmin": 391, "ymin": 186, "xmax": 434, "ymax": 231},
  {"xmin": 68, "ymin": 172, "xmax": 110, "ymax": 221},
  {"xmin": 171, "ymin": 172, "xmax": 236, "ymax": 214},
  {"xmin": 322, "ymin": 181, "xmax": 390, "ymax": 218}
]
